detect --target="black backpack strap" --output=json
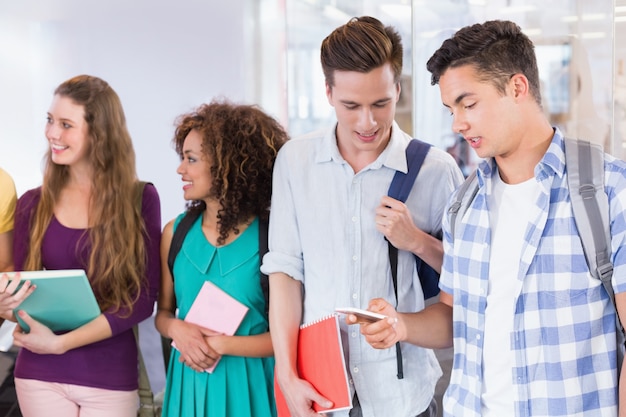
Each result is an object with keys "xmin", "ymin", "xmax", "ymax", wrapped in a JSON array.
[
  {"xmin": 258, "ymin": 217, "xmax": 270, "ymax": 316},
  {"xmin": 167, "ymin": 210, "xmax": 202, "ymax": 280}
]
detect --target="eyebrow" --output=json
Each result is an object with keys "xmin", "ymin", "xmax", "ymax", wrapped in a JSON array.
[
  {"xmin": 47, "ymin": 112, "xmax": 76, "ymax": 124},
  {"xmin": 339, "ymin": 97, "xmax": 392, "ymax": 106},
  {"xmin": 443, "ymin": 92, "xmax": 475, "ymax": 108}
]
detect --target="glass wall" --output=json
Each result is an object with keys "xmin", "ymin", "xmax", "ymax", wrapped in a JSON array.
[{"xmin": 278, "ymin": 0, "xmax": 617, "ymax": 172}]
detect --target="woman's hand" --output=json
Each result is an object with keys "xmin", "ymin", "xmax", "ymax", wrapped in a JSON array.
[
  {"xmin": 12, "ymin": 310, "xmax": 65, "ymax": 354},
  {"xmin": 170, "ymin": 319, "xmax": 222, "ymax": 372},
  {"xmin": 0, "ymin": 273, "xmax": 36, "ymax": 322}
]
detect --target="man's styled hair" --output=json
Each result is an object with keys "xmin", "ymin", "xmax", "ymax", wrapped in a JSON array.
[
  {"xmin": 426, "ymin": 20, "xmax": 542, "ymax": 106},
  {"xmin": 321, "ymin": 16, "xmax": 403, "ymax": 88}
]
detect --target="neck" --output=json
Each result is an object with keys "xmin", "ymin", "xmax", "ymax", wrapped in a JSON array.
[{"xmin": 496, "ymin": 123, "xmax": 554, "ymax": 185}]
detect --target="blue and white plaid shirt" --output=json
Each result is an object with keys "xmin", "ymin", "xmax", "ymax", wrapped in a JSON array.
[{"xmin": 440, "ymin": 129, "xmax": 626, "ymax": 417}]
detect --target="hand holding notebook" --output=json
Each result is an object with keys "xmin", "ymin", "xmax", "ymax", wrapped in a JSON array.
[
  {"xmin": 5, "ymin": 269, "xmax": 100, "ymax": 333},
  {"xmin": 172, "ymin": 280, "xmax": 249, "ymax": 373},
  {"xmin": 274, "ymin": 314, "xmax": 352, "ymax": 416}
]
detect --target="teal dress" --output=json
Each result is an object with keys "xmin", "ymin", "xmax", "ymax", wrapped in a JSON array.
[{"xmin": 162, "ymin": 215, "xmax": 276, "ymax": 417}]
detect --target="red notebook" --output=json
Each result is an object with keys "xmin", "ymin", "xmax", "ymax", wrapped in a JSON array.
[
  {"xmin": 172, "ymin": 281, "xmax": 249, "ymax": 373},
  {"xmin": 274, "ymin": 314, "xmax": 352, "ymax": 416}
]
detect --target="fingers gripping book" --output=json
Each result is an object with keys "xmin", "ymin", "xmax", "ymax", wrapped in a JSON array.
[{"xmin": 274, "ymin": 314, "xmax": 352, "ymax": 416}]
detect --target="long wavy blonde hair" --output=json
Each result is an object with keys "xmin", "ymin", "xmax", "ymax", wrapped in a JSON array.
[{"xmin": 24, "ymin": 75, "xmax": 146, "ymax": 314}]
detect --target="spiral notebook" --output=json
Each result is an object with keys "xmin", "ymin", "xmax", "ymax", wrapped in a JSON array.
[{"xmin": 274, "ymin": 314, "xmax": 352, "ymax": 416}]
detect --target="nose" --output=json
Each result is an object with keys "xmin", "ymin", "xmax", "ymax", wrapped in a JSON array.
[
  {"xmin": 45, "ymin": 122, "xmax": 60, "ymax": 141},
  {"xmin": 176, "ymin": 160, "xmax": 185, "ymax": 175},
  {"xmin": 451, "ymin": 113, "xmax": 468, "ymax": 135},
  {"xmin": 357, "ymin": 107, "xmax": 376, "ymax": 131}
]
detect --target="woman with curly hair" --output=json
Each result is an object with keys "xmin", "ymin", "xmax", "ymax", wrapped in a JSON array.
[
  {"xmin": 156, "ymin": 99, "xmax": 288, "ymax": 417},
  {"xmin": 11, "ymin": 74, "xmax": 161, "ymax": 417}
]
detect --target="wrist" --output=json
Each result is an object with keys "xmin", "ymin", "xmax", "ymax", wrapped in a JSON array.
[
  {"xmin": 410, "ymin": 228, "xmax": 426, "ymax": 257},
  {"xmin": 395, "ymin": 314, "xmax": 408, "ymax": 343},
  {"xmin": 208, "ymin": 335, "xmax": 227, "ymax": 356},
  {"xmin": 55, "ymin": 334, "xmax": 69, "ymax": 355}
]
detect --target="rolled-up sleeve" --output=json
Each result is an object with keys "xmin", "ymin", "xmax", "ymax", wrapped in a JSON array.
[{"xmin": 261, "ymin": 143, "xmax": 305, "ymax": 282}]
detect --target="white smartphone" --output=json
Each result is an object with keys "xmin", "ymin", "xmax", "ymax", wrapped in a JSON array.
[{"xmin": 335, "ymin": 307, "xmax": 388, "ymax": 323}]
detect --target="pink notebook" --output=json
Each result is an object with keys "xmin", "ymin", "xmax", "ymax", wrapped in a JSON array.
[{"xmin": 172, "ymin": 281, "xmax": 249, "ymax": 373}]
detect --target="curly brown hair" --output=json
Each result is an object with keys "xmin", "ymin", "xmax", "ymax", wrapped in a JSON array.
[{"xmin": 173, "ymin": 99, "xmax": 288, "ymax": 245}]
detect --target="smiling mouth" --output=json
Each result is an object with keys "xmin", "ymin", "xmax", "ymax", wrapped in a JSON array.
[
  {"xmin": 51, "ymin": 144, "xmax": 68, "ymax": 151},
  {"xmin": 357, "ymin": 131, "xmax": 377, "ymax": 142}
]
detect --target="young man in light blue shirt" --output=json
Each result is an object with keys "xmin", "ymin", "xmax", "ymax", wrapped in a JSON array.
[{"xmin": 261, "ymin": 16, "xmax": 464, "ymax": 417}]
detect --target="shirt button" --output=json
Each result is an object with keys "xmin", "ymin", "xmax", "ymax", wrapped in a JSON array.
[
  {"xmin": 352, "ymin": 293, "xmax": 358, "ymax": 299},
  {"xmin": 353, "ymin": 367, "xmax": 359, "ymax": 373},
  {"xmin": 351, "ymin": 332, "xmax": 357, "ymax": 337},
  {"xmin": 352, "ymin": 216, "xmax": 357, "ymax": 222},
  {"xmin": 476, "ymin": 334, "xmax": 481, "ymax": 340}
]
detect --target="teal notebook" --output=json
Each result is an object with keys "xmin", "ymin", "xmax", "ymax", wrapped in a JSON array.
[{"xmin": 9, "ymin": 269, "xmax": 101, "ymax": 332}]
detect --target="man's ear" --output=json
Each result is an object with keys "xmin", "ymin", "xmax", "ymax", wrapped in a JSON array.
[
  {"xmin": 395, "ymin": 81, "xmax": 401, "ymax": 102},
  {"xmin": 510, "ymin": 73, "xmax": 530, "ymax": 99}
]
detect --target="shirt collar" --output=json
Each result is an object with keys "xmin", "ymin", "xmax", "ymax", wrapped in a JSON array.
[
  {"xmin": 315, "ymin": 121, "xmax": 409, "ymax": 172},
  {"xmin": 476, "ymin": 127, "xmax": 563, "ymax": 186}
]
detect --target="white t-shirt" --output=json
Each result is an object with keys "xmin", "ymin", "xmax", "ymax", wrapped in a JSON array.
[{"xmin": 481, "ymin": 170, "xmax": 541, "ymax": 416}]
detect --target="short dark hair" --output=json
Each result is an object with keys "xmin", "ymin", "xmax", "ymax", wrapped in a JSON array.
[
  {"xmin": 426, "ymin": 20, "xmax": 542, "ymax": 106},
  {"xmin": 321, "ymin": 16, "xmax": 403, "ymax": 87}
]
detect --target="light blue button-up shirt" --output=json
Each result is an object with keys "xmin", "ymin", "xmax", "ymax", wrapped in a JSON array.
[
  {"xmin": 440, "ymin": 130, "xmax": 626, "ymax": 417},
  {"xmin": 262, "ymin": 122, "xmax": 464, "ymax": 416}
]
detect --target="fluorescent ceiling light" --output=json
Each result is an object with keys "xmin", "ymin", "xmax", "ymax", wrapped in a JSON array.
[
  {"xmin": 562, "ymin": 13, "xmax": 607, "ymax": 22},
  {"xmin": 579, "ymin": 32, "xmax": 606, "ymax": 39}
]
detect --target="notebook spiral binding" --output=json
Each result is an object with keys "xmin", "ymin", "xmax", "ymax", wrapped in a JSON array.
[{"xmin": 300, "ymin": 313, "xmax": 337, "ymax": 328}]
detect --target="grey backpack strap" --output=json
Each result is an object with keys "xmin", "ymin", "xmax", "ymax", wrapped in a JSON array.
[
  {"xmin": 448, "ymin": 170, "xmax": 479, "ymax": 238},
  {"xmin": 564, "ymin": 137, "xmax": 624, "ymax": 371},
  {"xmin": 565, "ymin": 138, "xmax": 612, "ymax": 284}
]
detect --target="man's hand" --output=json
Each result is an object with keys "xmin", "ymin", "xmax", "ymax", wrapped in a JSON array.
[
  {"xmin": 277, "ymin": 373, "xmax": 333, "ymax": 417},
  {"xmin": 376, "ymin": 196, "xmax": 419, "ymax": 252},
  {"xmin": 346, "ymin": 298, "xmax": 407, "ymax": 350}
]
